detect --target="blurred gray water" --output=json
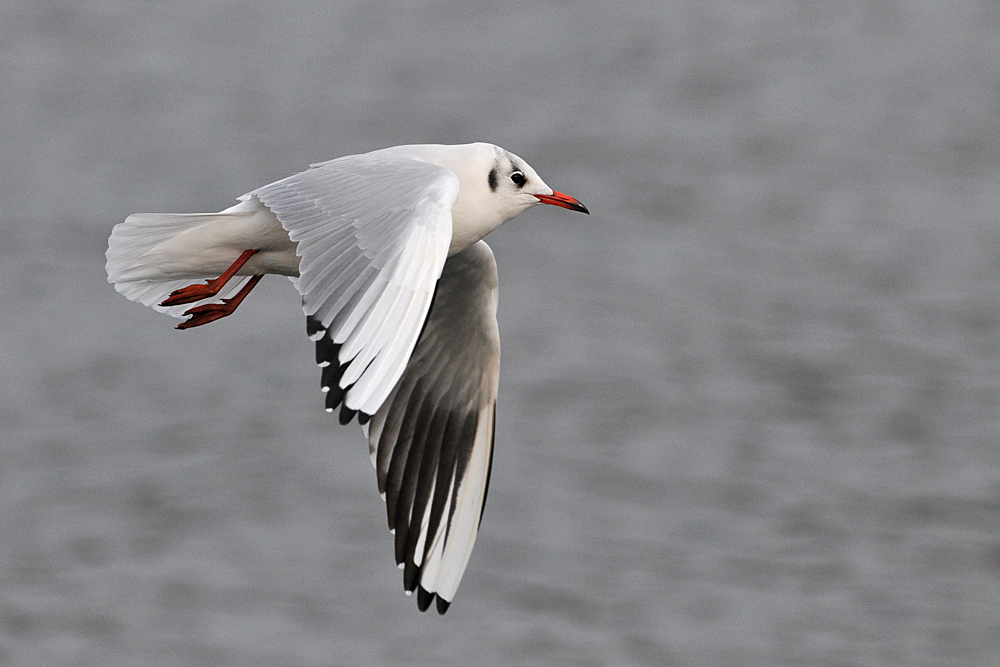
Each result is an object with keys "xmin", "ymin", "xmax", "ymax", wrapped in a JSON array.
[{"xmin": 3, "ymin": 1, "xmax": 1000, "ymax": 665}]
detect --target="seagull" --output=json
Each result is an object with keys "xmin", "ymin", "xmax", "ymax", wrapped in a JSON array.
[{"xmin": 105, "ymin": 143, "xmax": 588, "ymax": 614}]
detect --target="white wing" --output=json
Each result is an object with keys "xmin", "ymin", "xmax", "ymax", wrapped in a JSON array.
[
  {"xmin": 251, "ymin": 155, "xmax": 459, "ymax": 419},
  {"xmin": 365, "ymin": 241, "xmax": 500, "ymax": 614}
]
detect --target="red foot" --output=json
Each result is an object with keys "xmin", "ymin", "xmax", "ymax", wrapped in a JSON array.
[
  {"xmin": 160, "ymin": 249, "xmax": 260, "ymax": 307},
  {"xmin": 176, "ymin": 275, "xmax": 263, "ymax": 329}
]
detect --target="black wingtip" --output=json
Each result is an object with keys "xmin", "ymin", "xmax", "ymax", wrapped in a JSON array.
[
  {"xmin": 403, "ymin": 560, "xmax": 421, "ymax": 592},
  {"xmin": 325, "ymin": 382, "xmax": 345, "ymax": 412},
  {"xmin": 316, "ymin": 335, "xmax": 337, "ymax": 365},
  {"xmin": 306, "ymin": 315, "xmax": 324, "ymax": 338},
  {"xmin": 339, "ymin": 404, "xmax": 357, "ymax": 425},
  {"xmin": 416, "ymin": 586, "xmax": 434, "ymax": 612},
  {"xmin": 358, "ymin": 411, "xmax": 372, "ymax": 426},
  {"xmin": 435, "ymin": 596, "xmax": 450, "ymax": 615}
]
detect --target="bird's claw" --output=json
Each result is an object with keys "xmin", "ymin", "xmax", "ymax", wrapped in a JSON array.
[
  {"xmin": 175, "ymin": 300, "xmax": 236, "ymax": 329},
  {"xmin": 159, "ymin": 249, "xmax": 261, "ymax": 308},
  {"xmin": 173, "ymin": 274, "xmax": 263, "ymax": 330},
  {"xmin": 160, "ymin": 279, "xmax": 224, "ymax": 307}
]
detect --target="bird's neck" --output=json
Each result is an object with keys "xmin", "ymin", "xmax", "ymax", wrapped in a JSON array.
[{"xmin": 448, "ymin": 195, "xmax": 511, "ymax": 256}]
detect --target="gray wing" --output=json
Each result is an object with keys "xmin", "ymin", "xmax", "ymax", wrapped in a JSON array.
[
  {"xmin": 250, "ymin": 155, "xmax": 459, "ymax": 419},
  {"xmin": 364, "ymin": 241, "xmax": 501, "ymax": 614}
]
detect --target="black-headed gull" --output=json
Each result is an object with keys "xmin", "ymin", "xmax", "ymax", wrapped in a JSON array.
[{"xmin": 106, "ymin": 143, "xmax": 588, "ymax": 614}]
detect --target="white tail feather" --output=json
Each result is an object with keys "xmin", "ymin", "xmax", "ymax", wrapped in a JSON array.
[{"xmin": 105, "ymin": 202, "xmax": 264, "ymax": 318}]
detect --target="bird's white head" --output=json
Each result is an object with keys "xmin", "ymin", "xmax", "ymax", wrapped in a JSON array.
[{"xmin": 379, "ymin": 143, "xmax": 588, "ymax": 254}]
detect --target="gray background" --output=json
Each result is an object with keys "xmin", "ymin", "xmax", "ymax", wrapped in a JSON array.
[{"xmin": 3, "ymin": 1, "xmax": 1000, "ymax": 665}]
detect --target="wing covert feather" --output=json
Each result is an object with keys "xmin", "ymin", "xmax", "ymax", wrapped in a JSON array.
[{"xmin": 251, "ymin": 155, "xmax": 459, "ymax": 418}]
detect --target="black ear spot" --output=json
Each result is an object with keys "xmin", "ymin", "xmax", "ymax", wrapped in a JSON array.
[{"xmin": 488, "ymin": 168, "xmax": 498, "ymax": 192}]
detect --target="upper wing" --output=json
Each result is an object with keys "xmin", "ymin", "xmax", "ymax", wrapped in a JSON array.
[
  {"xmin": 364, "ymin": 241, "xmax": 501, "ymax": 614},
  {"xmin": 251, "ymin": 155, "xmax": 460, "ymax": 419}
]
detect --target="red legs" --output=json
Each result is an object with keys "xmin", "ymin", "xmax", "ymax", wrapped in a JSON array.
[
  {"xmin": 157, "ymin": 248, "xmax": 264, "ymax": 329},
  {"xmin": 160, "ymin": 249, "xmax": 261, "ymax": 307},
  {"xmin": 175, "ymin": 274, "xmax": 263, "ymax": 329}
]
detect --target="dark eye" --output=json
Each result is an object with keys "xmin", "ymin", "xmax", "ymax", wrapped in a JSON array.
[{"xmin": 510, "ymin": 171, "xmax": 526, "ymax": 188}]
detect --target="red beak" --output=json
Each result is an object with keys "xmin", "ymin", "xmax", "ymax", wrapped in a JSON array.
[{"xmin": 534, "ymin": 191, "xmax": 590, "ymax": 214}]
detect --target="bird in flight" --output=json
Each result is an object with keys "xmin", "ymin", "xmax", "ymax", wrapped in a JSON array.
[{"xmin": 106, "ymin": 143, "xmax": 588, "ymax": 614}]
